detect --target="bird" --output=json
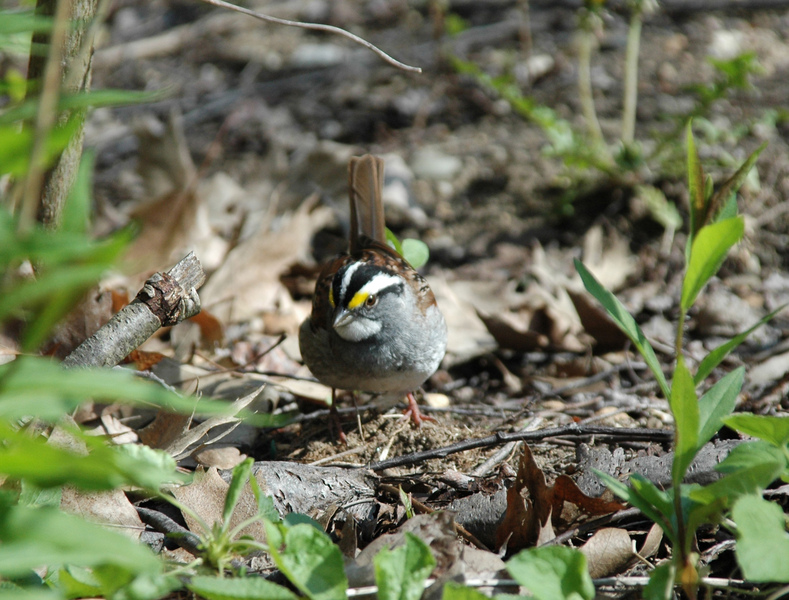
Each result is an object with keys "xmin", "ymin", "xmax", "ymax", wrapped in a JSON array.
[{"xmin": 299, "ymin": 154, "xmax": 447, "ymax": 436}]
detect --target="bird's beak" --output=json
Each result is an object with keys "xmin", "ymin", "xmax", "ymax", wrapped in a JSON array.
[{"xmin": 333, "ymin": 306, "xmax": 354, "ymax": 329}]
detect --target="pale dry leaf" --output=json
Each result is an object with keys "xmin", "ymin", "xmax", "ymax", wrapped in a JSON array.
[
  {"xmin": 60, "ymin": 487, "xmax": 144, "ymax": 540},
  {"xmin": 639, "ymin": 523, "xmax": 663, "ymax": 559},
  {"xmin": 193, "ymin": 445, "xmax": 248, "ymax": 469},
  {"xmin": 579, "ymin": 527, "xmax": 634, "ymax": 578},
  {"xmin": 428, "ymin": 277, "xmax": 497, "ymax": 365},
  {"xmin": 200, "ymin": 199, "xmax": 332, "ymax": 324},
  {"xmin": 173, "ymin": 467, "xmax": 265, "ymax": 542},
  {"xmin": 124, "ymin": 112, "xmax": 228, "ymax": 276},
  {"xmin": 581, "ymin": 224, "xmax": 637, "ymax": 292}
]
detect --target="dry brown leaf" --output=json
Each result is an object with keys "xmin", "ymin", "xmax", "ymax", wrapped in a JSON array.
[
  {"xmin": 496, "ymin": 445, "xmax": 625, "ymax": 552},
  {"xmin": 495, "ymin": 444, "xmax": 553, "ymax": 551},
  {"xmin": 138, "ymin": 412, "xmax": 192, "ymax": 450},
  {"xmin": 123, "ymin": 112, "xmax": 228, "ymax": 276},
  {"xmin": 567, "ymin": 289, "xmax": 629, "ymax": 352},
  {"xmin": 43, "ymin": 288, "xmax": 114, "ymax": 359},
  {"xmin": 189, "ymin": 309, "xmax": 225, "ymax": 346},
  {"xmin": 60, "ymin": 487, "xmax": 144, "ymax": 540},
  {"xmin": 582, "ymin": 224, "xmax": 637, "ymax": 292},
  {"xmin": 428, "ymin": 278, "xmax": 497, "ymax": 365},
  {"xmin": 551, "ymin": 475, "xmax": 625, "ymax": 529},
  {"xmin": 193, "ymin": 446, "xmax": 248, "ymax": 469},
  {"xmin": 173, "ymin": 467, "xmax": 265, "ymax": 541},
  {"xmin": 200, "ymin": 198, "xmax": 332, "ymax": 325},
  {"xmin": 579, "ymin": 527, "xmax": 634, "ymax": 578},
  {"xmin": 639, "ymin": 523, "xmax": 664, "ymax": 559}
]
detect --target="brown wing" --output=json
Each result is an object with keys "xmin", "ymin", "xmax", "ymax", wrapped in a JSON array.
[{"xmin": 348, "ymin": 155, "xmax": 386, "ymax": 253}]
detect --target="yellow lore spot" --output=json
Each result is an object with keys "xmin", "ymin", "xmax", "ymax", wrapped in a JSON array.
[
  {"xmin": 328, "ymin": 287, "xmax": 335, "ymax": 308},
  {"xmin": 347, "ymin": 291, "xmax": 369, "ymax": 310}
]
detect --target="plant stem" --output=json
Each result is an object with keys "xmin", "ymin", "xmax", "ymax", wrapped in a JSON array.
[
  {"xmin": 621, "ymin": 10, "xmax": 643, "ymax": 145},
  {"xmin": 577, "ymin": 16, "xmax": 606, "ymax": 147}
]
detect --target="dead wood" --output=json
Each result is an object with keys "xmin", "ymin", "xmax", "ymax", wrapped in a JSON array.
[{"xmin": 62, "ymin": 252, "xmax": 205, "ymax": 368}]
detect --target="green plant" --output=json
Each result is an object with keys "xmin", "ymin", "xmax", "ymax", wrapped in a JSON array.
[
  {"xmin": 573, "ymin": 124, "xmax": 789, "ymax": 598},
  {"xmin": 451, "ymin": 2, "xmax": 766, "ymax": 219}
]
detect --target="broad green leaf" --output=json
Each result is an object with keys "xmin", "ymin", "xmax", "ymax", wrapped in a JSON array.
[
  {"xmin": 401, "ymin": 239, "xmax": 430, "ymax": 269},
  {"xmin": 441, "ymin": 582, "xmax": 489, "ymax": 600},
  {"xmin": 697, "ymin": 367, "xmax": 742, "ymax": 449},
  {"xmin": 732, "ymin": 494, "xmax": 789, "ymax": 582},
  {"xmin": 670, "ymin": 356, "xmax": 699, "ymax": 486},
  {"xmin": 0, "ymin": 505, "xmax": 161, "ymax": 578},
  {"xmin": 574, "ymin": 259, "xmax": 670, "ymax": 399},
  {"xmin": 0, "ymin": 591, "xmax": 61, "ymax": 600},
  {"xmin": 0, "ymin": 119, "xmax": 79, "ymax": 178},
  {"xmin": 223, "ymin": 458, "xmax": 253, "ymax": 526},
  {"xmin": 643, "ymin": 562, "xmax": 675, "ymax": 600},
  {"xmin": 695, "ymin": 307, "xmax": 784, "ymax": 384},
  {"xmin": 0, "ymin": 12, "xmax": 52, "ymax": 35},
  {"xmin": 267, "ymin": 523, "xmax": 347, "ymax": 600},
  {"xmin": 187, "ymin": 575, "xmax": 299, "ymax": 600},
  {"xmin": 375, "ymin": 533, "xmax": 436, "ymax": 600},
  {"xmin": 686, "ymin": 121, "xmax": 706, "ymax": 240},
  {"xmin": 0, "ymin": 422, "xmax": 186, "ymax": 490},
  {"xmin": 681, "ymin": 217, "xmax": 744, "ymax": 311},
  {"xmin": 0, "ymin": 356, "xmax": 267, "ymax": 423},
  {"xmin": 724, "ymin": 414, "xmax": 789, "ymax": 447},
  {"xmin": 506, "ymin": 546, "xmax": 594, "ymax": 600},
  {"xmin": 689, "ymin": 441, "xmax": 786, "ymax": 505}
]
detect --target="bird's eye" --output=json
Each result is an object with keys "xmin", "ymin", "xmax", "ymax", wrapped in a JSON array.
[{"xmin": 365, "ymin": 294, "xmax": 378, "ymax": 307}]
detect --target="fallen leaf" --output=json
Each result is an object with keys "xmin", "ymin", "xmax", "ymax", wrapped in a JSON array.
[
  {"xmin": 61, "ymin": 487, "xmax": 144, "ymax": 540},
  {"xmin": 579, "ymin": 527, "xmax": 634, "ymax": 578}
]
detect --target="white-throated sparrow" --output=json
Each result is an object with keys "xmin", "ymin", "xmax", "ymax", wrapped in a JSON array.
[{"xmin": 299, "ymin": 154, "xmax": 447, "ymax": 428}]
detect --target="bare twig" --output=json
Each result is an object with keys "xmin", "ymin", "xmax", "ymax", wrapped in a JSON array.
[
  {"xmin": 197, "ymin": 0, "xmax": 422, "ymax": 73},
  {"xmin": 366, "ymin": 425, "xmax": 673, "ymax": 471},
  {"xmin": 63, "ymin": 252, "xmax": 205, "ymax": 368}
]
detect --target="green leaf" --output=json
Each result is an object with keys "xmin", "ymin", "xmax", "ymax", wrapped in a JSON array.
[
  {"xmin": 0, "ymin": 421, "xmax": 186, "ymax": 491},
  {"xmin": 724, "ymin": 414, "xmax": 789, "ymax": 447},
  {"xmin": 0, "ymin": 88, "xmax": 170, "ymax": 126},
  {"xmin": 680, "ymin": 217, "xmax": 744, "ymax": 311},
  {"xmin": 401, "ymin": 239, "xmax": 430, "ymax": 269},
  {"xmin": 506, "ymin": 546, "xmax": 594, "ymax": 600},
  {"xmin": 0, "ymin": 356, "xmax": 256, "ymax": 423},
  {"xmin": 0, "ymin": 504, "xmax": 161, "ymax": 578},
  {"xmin": 267, "ymin": 523, "xmax": 347, "ymax": 600},
  {"xmin": 696, "ymin": 367, "xmax": 742, "ymax": 448},
  {"xmin": 732, "ymin": 494, "xmax": 789, "ymax": 582},
  {"xmin": 574, "ymin": 259, "xmax": 670, "ymax": 399},
  {"xmin": 689, "ymin": 441, "xmax": 786, "ymax": 505},
  {"xmin": 223, "ymin": 458, "xmax": 253, "ymax": 526},
  {"xmin": 375, "ymin": 534, "xmax": 436, "ymax": 600},
  {"xmin": 385, "ymin": 229, "xmax": 404, "ymax": 255},
  {"xmin": 441, "ymin": 582, "xmax": 490, "ymax": 600},
  {"xmin": 249, "ymin": 476, "xmax": 280, "ymax": 523},
  {"xmin": 643, "ymin": 562, "xmax": 675, "ymax": 600},
  {"xmin": 706, "ymin": 141, "xmax": 767, "ymax": 221},
  {"xmin": 686, "ymin": 121, "xmax": 706, "ymax": 239},
  {"xmin": 670, "ymin": 356, "xmax": 699, "ymax": 486},
  {"xmin": 695, "ymin": 307, "xmax": 784, "ymax": 384},
  {"xmin": 187, "ymin": 575, "xmax": 299, "ymax": 600}
]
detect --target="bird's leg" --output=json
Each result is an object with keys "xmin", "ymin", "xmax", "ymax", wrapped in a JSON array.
[
  {"xmin": 402, "ymin": 391, "xmax": 436, "ymax": 426},
  {"xmin": 329, "ymin": 388, "xmax": 347, "ymax": 444}
]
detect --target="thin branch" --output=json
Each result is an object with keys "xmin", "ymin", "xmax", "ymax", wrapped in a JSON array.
[
  {"xmin": 197, "ymin": 0, "xmax": 422, "ymax": 73},
  {"xmin": 366, "ymin": 425, "xmax": 673, "ymax": 471}
]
